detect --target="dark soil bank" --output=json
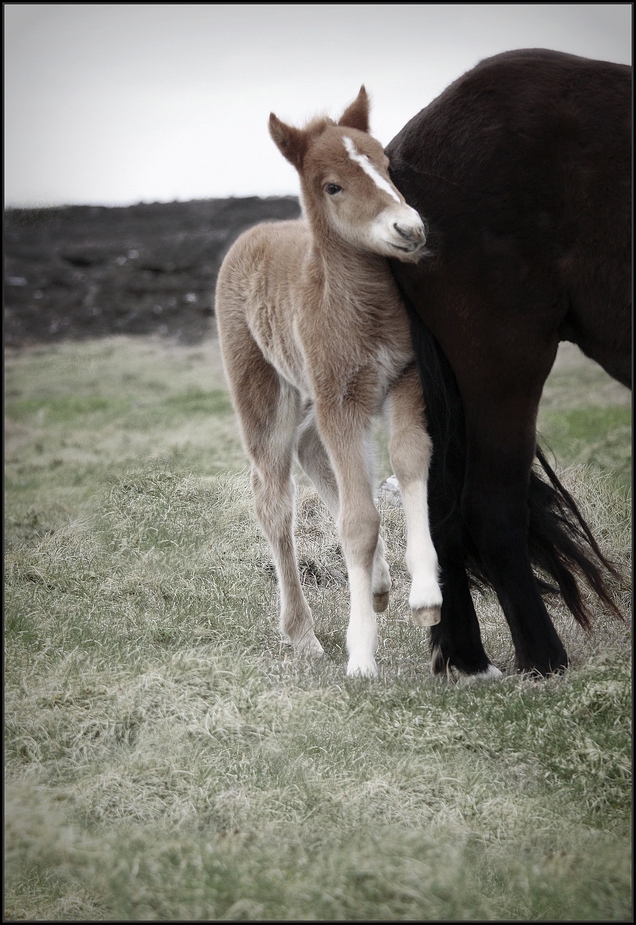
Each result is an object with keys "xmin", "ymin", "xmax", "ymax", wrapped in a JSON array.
[{"xmin": 4, "ymin": 197, "xmax": 300, "ymax": 347}]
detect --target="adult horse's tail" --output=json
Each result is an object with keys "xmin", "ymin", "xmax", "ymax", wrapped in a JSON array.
[{"xmin": 405, "ymin": 306, "xmax": 624, "ymax": 629}]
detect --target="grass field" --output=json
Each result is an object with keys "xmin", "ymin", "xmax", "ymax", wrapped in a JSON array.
[{"xmin": 4, "ymin": 334, "xmax": 632, "ymax": 920}]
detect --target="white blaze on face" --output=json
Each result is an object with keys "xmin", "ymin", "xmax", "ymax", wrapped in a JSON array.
[{"xmin": 342, "ymin": 135, "xmax": 401, "ymax": 203}]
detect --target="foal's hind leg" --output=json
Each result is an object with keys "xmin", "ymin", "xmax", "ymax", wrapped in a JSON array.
[
  {"xmin": 251, "ymin": 458, "xmax": 323, "ymax": 656},
  {"xmin": 224, "ymin": 345, "xmax": 323, "ymax": 657},
  {"xmin": 297, "ymin": 406, "xmax": 392, "ymax": 612},
  {"xmin": 387, "ymin": 365, "xmax": 443, "ymax": 626}
]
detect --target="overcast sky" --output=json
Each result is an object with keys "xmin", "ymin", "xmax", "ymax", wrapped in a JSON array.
[{"xmin": 4, "ymin": 3, "xmax": 632, "ymax": 208}]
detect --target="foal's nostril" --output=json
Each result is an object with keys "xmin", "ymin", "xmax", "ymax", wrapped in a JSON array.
[
  {"xmin": 394, "ymin": 222, "xmax": 413, "ymax": 241},
  {"xmin": 394, "ymin": 222, "xmax": 427, "ymax": 245}
]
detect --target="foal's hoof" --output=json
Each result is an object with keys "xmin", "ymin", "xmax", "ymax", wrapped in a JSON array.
[
  {"xmin": 373, "ymin": 591, "xmax": 390, "ymax": 613},
  {"xmin": 290, "ymin": 632, "xmax": 324, "ymax": 658},
  {"xmin": 346, "ymin": 656, "xmax": 378, "ymax": 679},
  {"xmin": 411, "ymin": 605, "xmax": 441, "ymax": 627}
]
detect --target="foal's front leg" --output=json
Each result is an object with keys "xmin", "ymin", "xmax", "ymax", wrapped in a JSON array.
[
  {"xmin": 388, "ymin": 366, "xmax": 442, "ymax": 626},
  {"xmin": 297, "ymin": 407, "xmax": 392, "ymax": 613},
  {"xmin": 316, "ymin": 404, "xmax": 381, "ymax": 678}
]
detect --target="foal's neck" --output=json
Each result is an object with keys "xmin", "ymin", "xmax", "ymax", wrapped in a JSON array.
[{"xmin": 310, "ymin": 232, "xmax": 397, "ymax": 301}]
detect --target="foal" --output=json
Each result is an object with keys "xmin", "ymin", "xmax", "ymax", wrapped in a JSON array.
[{"xmin": 215, "ymin": 87, "xmax": 441, "ymax": 677}]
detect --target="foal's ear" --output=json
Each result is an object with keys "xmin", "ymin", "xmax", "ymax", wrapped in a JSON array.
[
  {"xmin": 269, "ymin": 113, "xmax": 307, "ymax": 169},
  {"xmin": 337, "ymin": 86, "xmax": 370, "ymax": 133}
]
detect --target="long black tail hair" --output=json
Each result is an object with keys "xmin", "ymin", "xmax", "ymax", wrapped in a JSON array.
[{"xmin": 404, "ymin": 303, "xmax": 624, "ymax": 628}]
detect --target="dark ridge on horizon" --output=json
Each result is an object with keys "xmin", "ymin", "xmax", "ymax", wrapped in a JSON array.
[{"xmin": 4, "ymin": 196, "xmax": 301, "ymax": 346}]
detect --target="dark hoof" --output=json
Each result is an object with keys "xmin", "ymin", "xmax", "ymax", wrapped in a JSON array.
[
  {"xmin": 515, "ymin": 657, "xmax": 568, "ymax": 678},
  {"xmin": 430, "ymin": 643, "xmax": 494, "ymax": 678},
  {"xmin": 515, "ymin": 641, "xmax": 569, "ymax": 677},
  {"xmin": 373, "ymin": 591, "xmax": 390, "ymax": 613}
]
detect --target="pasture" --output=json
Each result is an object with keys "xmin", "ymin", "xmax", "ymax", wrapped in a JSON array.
[{"xmin": 4, "ymin": 333, "xmax": 631, "ymax": 920}]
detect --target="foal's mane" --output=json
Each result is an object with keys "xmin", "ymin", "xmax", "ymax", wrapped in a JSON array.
[{"xmin": 304, "ymin": 116, "xmax": 335, "ymax": 135}]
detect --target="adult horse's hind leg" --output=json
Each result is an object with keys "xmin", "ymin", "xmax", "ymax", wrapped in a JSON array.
[
  {"xmin": 462, "ymin": 388, "xmax": 568, "ymax": 676},
  {"xmin": 387, "ymin": 365, "xmax": 442, "ymax": 626},
  {"xmin": 399, "ymin": 304, "xmax": 498, "ymax": 678},
  {"xmin": 297, "ymin": 406, "xmax": 392, "ymax": 613},
  {"xmin": 429, "ymin": 531, "xmax": 498, "ymax": 678}
]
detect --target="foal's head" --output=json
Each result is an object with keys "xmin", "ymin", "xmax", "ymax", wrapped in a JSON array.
[{"xmin": 269, "ymin": 87, "xmax": 427, "ymax": 262}]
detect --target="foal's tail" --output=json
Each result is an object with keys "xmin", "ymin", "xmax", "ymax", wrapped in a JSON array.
[{"xmin": 405, "ymin": 310, "xmax": 624, "ymax": 628}]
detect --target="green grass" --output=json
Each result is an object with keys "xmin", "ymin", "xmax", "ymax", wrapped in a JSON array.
[
  {"xmin": 538, "ymin": 342, "xmax": 631, "ymax": 489},
  {"xmin": 4, "ymin": 336, "xmax": 631, "ymax": 920}
]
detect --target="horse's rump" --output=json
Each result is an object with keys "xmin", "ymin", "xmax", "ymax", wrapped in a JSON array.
[{"xmin": 388, "ymin": 48, "xmax": 631, "ymax": 385}]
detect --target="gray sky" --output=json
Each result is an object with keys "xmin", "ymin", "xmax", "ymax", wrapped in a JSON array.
[{"xmin": 4, "ymin": 3, "xmax": 632, "ymax": 208}]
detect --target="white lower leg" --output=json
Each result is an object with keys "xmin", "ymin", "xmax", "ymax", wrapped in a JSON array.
[
  {"xmin": 346, "ymin": 565, "xmax": 379, "ymax": 678},
  {"xmin": 399, "ymin": 478, "xmax": 443, "ymax": 625},
  {"xmin": 318, "ymin": 421, "xmax": 380, "ymax": 677}
]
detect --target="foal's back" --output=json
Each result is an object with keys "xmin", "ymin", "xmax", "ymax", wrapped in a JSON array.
[
  {"xmin": 217, "ymin": 219, "xmax": 313, "ymax": 391},
  {"xmin": 218, "ymin": 220, "xmax": 310, "ymax": 324}
]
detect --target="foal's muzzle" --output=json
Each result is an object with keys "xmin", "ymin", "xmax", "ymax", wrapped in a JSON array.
[{"xmin": 391, "ymin": 216, "xmax": 428, "ymax": 257}]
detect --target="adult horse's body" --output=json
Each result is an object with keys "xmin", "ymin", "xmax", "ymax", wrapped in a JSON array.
[{"xmin": 387, "ymin": 49, "xmax": 631, "ymax": 676}]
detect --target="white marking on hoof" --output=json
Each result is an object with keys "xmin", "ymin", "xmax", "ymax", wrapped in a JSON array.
[
  {"xmin": 409, "ymin": 582, "xmax": 443, "ymax": 613},
  {"xmin": 346, "ymin": 656, "xmax": 378, "ymax": 678},
  {"xmin": 408, "ymin": 573, "xmax": 443, "ymax": 612},
  {"xmin": 410, "ymin": 605, "xmax": 441, "ymax": 626},
  {"xmin": 373, "ymin": 591, "xmax": 390, "ymax": 613},
  {"xmin": 459, "ymin": 665, "xmax": 504, "ymax": 685}
]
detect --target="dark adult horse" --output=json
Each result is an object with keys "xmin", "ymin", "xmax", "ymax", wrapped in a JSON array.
[{"xmin": 386, "ymin": 49, "xmax": 631, "ymax": 677}]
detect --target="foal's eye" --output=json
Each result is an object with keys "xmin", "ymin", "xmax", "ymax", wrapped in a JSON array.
[{"xmin": 324, "ymin": 183, "xmax": 342, "ymax": 196}]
